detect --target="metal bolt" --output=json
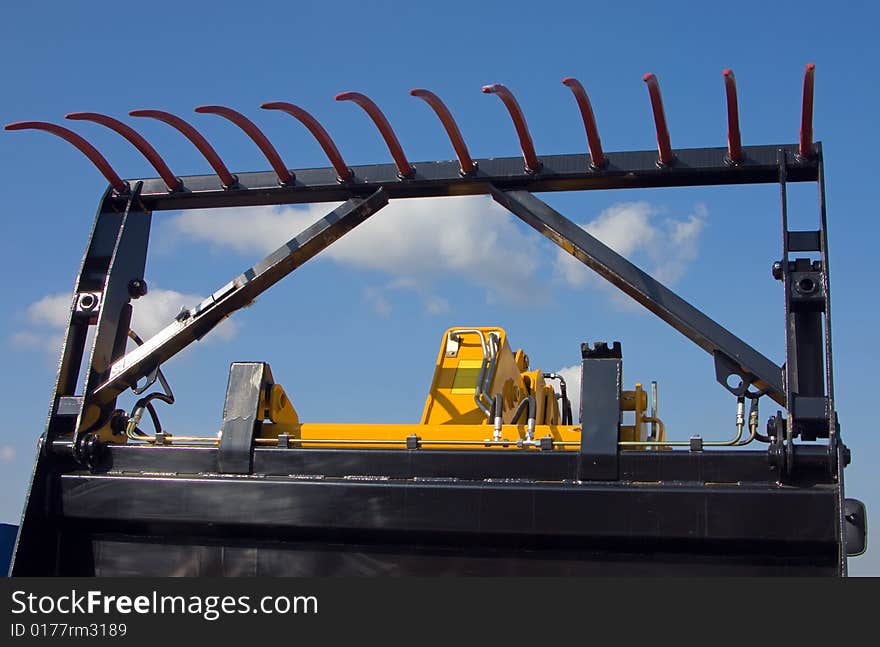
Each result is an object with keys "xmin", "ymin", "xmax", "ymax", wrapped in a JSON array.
[
  {"xmin": 79, "ymin": 293, "xmax": 97, "ymax": 311},
  {"xmin": 128, "ymin": 279, "xmax": 148, "ymax": 299},
  {"xmin": 110, "ymin": 409, "xmax": 129, "ymax": 435},
  {"xmin": 771, "ymin": 261, "xmax": 783, "ymax": 281}
]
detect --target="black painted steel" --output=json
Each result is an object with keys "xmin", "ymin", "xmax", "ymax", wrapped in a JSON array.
[
  {"xmin": 101, "ymin": 445, "xmax": 777, "ymax": 482},
  {"xmin": 578, "ymin": 342, "xmax": 622, "ymax": 479},
  {"xmin": 60, "ymin": 473, "xmax": 838, "ymax": 545},
  {"xmin": 490, "ymin": 187, "xmax": 786, "ymax": 405},
  {"xmin": 779, "ymin": 149, "xmax": 835, "ymax": 442},
  {"xmin": 38, "ymin": 471, "xmax": 840, "ymax": 576},
  {"xmin": 8, "ymin": 440, "xmax": 62, "ymax": 576},
  {"xmin": 45, "ymin": 186, "xmax": 152, "ymax": 448},
  {"xmin": 123, "ymin": 144, "xmax": 817, "ymax": 211},
  {"xmin": 80, "ymin": 536, "xmax": 838, "ymax": 576},
  {"xmin": 76, "ymin": 185, "xmax": 153, "ymax": 439}
]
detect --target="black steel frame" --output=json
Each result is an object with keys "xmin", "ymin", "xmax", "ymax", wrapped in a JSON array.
[{"xmin": 10, "ymin": 142, "xmax": 858, "ymax": 576}]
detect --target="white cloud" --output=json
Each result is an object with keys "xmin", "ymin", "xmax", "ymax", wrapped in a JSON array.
[
  {"xmin": 10, "ymin": 330, "xmax": 64, "ymax": 355},
  {"xmin": 363, "ymin": 285, "xmax": 393, "ymax": 318},
  {"xmin": 26, "ymin": 293, "xmax": 72, "ymax": 328},
  {"xmin": 362, "ymin": 278, "xmax": 451, "ymax": 317},
  {"xmin": 11, "ymin": 286, "xmax": 238, "ymax": 356},
  {"xmin": 158, "ymin": 197, "xmax": 705, "ymax": 316},
  {"xmin": 424, "ymin": 296, "xmax": 450, "ymax": 315},
  {"xmin": 555, "ymin": 201, "xmax": 707, "ymax": 297},
  {"xmin": 168, "ymin": 203, "xmax": 313, "ymax": 256},
  {"xmin": 12, "ymin": 293, "xmax": 77, "ymax": 354},
  {"xmin": 0, "ymin": 445, "xmax": 15, "ymax": 463},
  {"xmin": 166, "ymin": 195, "xmax": 542, "ymax": 305},
  {"xmin": 553, "ymin": 364, "xmax": 583, "ymax": 424},
  {"xmin": 13, "ymin": 198, "xmax": 707, "ymax": 357}
]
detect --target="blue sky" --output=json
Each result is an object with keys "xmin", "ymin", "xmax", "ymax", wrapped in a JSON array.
[{"xmin": 1, "ymin": 0, "xmax": 877, "ymax": 574}]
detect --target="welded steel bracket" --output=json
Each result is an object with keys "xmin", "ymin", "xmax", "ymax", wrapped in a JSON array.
[
  {"xmin": 489, "ymin": 186, "xmax": 786, "ymax": 407},
  {"xmin": 219, "ymin": 362, "xmax": 274, "ymax": 474}
]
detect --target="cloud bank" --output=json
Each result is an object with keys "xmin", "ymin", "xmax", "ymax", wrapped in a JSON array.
[
  {"xmin": 167, "ymin": 195, "xmax": 542, "ymax": 309},
  {"xmin": 13, "ymin": 197, "xmax": 707, "ymax": 354},
  {"xmin": 555, "ymin": 201, "xmax": 707, "ymax": 296}
]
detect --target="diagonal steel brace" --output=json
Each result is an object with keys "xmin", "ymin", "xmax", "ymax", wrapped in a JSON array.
[
  {"xmin": 90, "ymin": 188, "xmax": 389, "ymax": 409},
  {"xmin": 490, "ymin": 187, "xmax": 785, "ymax": 406}
]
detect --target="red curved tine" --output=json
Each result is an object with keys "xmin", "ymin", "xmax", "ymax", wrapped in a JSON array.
[
  {"xmin": 642, "ymin": 73, "xmax": 674, "ymax": 166},
  {"xmin": 799, "ymin": 63, "xmax": 816, "ymax": 158},
  {"xmin": 481, "ymin": 84, "xmax": 541, "ymax": 172},
  {"xmin": 129, "ymin": 109, "xmax": 236, "ymax": 188},
  {"xmin": 194, "ymin": 106, "xmax": 293, "ymax": 185},
  {"xmin": 723, "ymin": 70, "xmax": 743, "ymax": 163},
  {"xmin": 4, "ymin": 121, "xmax": 127, "ymax": 192},
  {"xmin": 260, "ymin": 102, "xmax": 351, "ymax": 181},
  {"xmin": 409, "ymin": 89, "xmax": 476, "ymax": 175},
  {"xmin": 335, "ymin": 92, "xmax": 413, "ymax": 178},
  {"xmin": 65, "ymin": 112, "xmax": 181, "ymax": 191},
  {"xmin": 561, "ymin": 77, "xmax": 605, "ymax": 169}
]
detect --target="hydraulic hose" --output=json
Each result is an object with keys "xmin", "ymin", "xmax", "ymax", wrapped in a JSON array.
[
  {"xmin": 543, "ymin": 373, "xmax": 573, "ymax": 425},
  {"xmin": 510, "ymin": 395, "xmax": 537, "ymax": 440},
  {"xmin": 492, "ymin": 394, "xmax": 504, "ymax": 441}
]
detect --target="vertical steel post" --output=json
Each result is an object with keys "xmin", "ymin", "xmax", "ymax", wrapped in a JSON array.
[
  {"xmin": 778, "ymin": 150, "xmax": 831, "ymax": 441},
  {"xmin": 578, "ymin": 342, "xmax": 622, "ymax": 480}
]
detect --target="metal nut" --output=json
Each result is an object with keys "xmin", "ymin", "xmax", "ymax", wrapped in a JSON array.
[
  {"xmin": 128, "ymin": 279, "xmax": 148, "ymax": 299},
  {"xmin": 78, "ymin": 292, "xmax": 99, "ymax": 312}
]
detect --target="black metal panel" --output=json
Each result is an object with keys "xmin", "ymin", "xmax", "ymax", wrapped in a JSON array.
[
  {"xmin": 788, "ymin": 230, "xmax": 821, "ymax": 252},
  {"xmin": 0, "ymin": 523, "xmax": 15, "ymax": 576},
  {"xmin": 490, "ymin": 187, "xmax": 786, "ymax": 405},
  {"xmin": 81, "ymin": 534, "xmax": 837, "ymax": 577},
  {"xmin": 102, "ymin": 445, "xmax": 779, "ymax": 483},
  {"xmin": 788, "ymin": 266, "xmax": 827, "ymax": 439},
  {"xmin": 59, "ymin": 473, "xmax": 840, "ymax": 546},
  {"xmin": 615, "ymin": 449, "xmax": 777, "ymax": 483},
  {"xmin": 123, "ymin": 144, "xmax": 817, "ymax": 211},
  {"xmin": 578, "ymin": 342, "xmax": 622, "ymax": 479}
]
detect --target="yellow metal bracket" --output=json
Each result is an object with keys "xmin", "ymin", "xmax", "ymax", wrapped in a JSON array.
[{"xmin": 261, "ymin": 383, "xmax": 299, "ymax": 435}]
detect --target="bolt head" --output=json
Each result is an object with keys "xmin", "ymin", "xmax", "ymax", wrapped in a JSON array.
[
  {"xmin": 79, "ymin": 294, "xmax": 97, "ymax": 310},
  {"xmin": 772, "ymin": 261, "xmax": 783, "ymax": 281},
  {"xmin": 128, "ymin": 279, "xmax": 148, "ymax": 299}
]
